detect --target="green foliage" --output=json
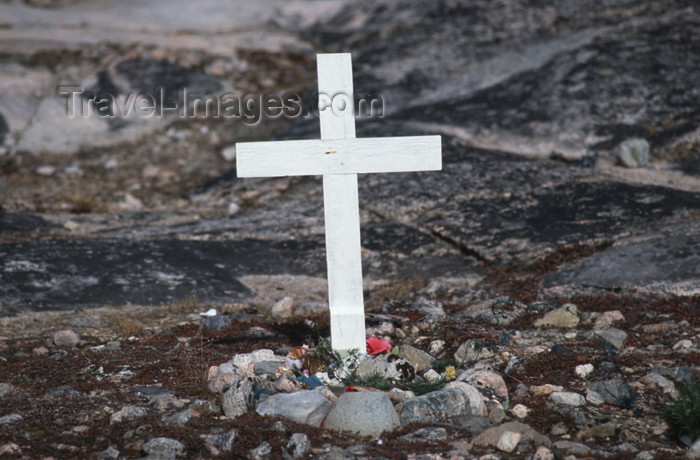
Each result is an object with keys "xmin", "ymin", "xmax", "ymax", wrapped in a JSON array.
[
  {"xmin": 403, "ymin": 376, "xmax": 448, "ymax": 395},
  {"xmin": 502, "ymin": 400, "xmax": 510, "ymax": 412},
  {"xmin": 664, "ymin": 381, "xmax": 700, "ymax": 442},
  {"xmin": 307, "ymin": 336, "xmax": 342, "ymax": 367},
  {"xmin": 343, "ymin": 371, "xmax": 395, "ymax": 391},
  {"xmin": 342, "ymin": 372, "xmax": 448, "ymax": 395},
  {"xmin": 305, "ymin": 336, "xmax": 361, "ymax": 379}
]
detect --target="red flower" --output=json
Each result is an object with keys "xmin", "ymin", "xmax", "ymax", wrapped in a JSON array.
[
  {"xmin": 344, "ymin": 385, "xmax": 358, "ymax": 393},
  {"xmin": 366, "ymin": 336, "xmax": 392, "ymax": 355}
]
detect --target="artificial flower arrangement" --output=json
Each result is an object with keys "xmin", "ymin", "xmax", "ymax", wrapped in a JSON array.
[{"xmin": 281, "ymin": 335, "xmax": 457, "ymax": 395}]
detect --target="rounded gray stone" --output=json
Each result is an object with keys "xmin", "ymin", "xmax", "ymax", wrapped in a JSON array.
[
  {"xmin": 550, "ymin": 391, "xmax": 586, "ymax": 407},
  {"xmin": 256, "ymin": 389, "xmax": 331, "ymax": 427},
  {"xmin": 615, "ymin": 138, "xmax": 650, "ymax": 168},
  {"xmin": 110, "ymin": 405, "xmax": 152, "ymax": 424},
  {"xmin": 142, "ymin": 437, "xmax": 185, "ymax": 458},
  {"xmin": 323, "ymin": 391, "xmax": 399, "ymax": 437},
  {"xmin": 593, "ymin": 328, "xmax": 628, "ymax": 351},
  {"xmin": 400, "ymin": 385, "xmax": 485, "ymax": 425},
  {"xmin": 0, "ymin": 383, "xmax": 16, "ymax": 398},
  {"xmin": 53, "ymin": 329, "xmax": 81, "ymax": 347}
]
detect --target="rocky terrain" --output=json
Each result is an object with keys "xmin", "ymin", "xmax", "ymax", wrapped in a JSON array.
[{"xmin": 0, "ymin": 0, "xmax": 699, "ymax": 458}]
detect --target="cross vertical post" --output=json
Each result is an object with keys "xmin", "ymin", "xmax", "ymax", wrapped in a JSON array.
[{"xmin": 317, "ymin": 53, "xmax": 366, "ymax": 352}]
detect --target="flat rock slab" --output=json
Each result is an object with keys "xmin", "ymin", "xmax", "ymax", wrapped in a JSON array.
[
  {"xmin": 356, "ymin": 139, "xmax": 700, "ymax": 266},
  {"xmin": 0, "ymin": 238, "xmax": 325, "ymax": 315},
  {"xmin": 543, "ymin": 230, "xmax": 700, "ymax": 296}
]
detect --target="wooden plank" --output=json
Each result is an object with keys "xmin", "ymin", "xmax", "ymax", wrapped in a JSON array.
[
  {"xmin": 236, "ymin": 135, "xmax": 442, "ymax": 177},
  {"xmin": 317, "ymin": 53, "xmax": 355, "ymax": 140},
  {"xmin": 317, "ymin": 53, "xmax": 366, "ymax": 352}
]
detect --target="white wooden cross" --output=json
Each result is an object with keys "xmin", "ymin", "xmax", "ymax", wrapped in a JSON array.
[{"xmin": 236, "ymin": 53, "xmax": 442, "ymax": 352}]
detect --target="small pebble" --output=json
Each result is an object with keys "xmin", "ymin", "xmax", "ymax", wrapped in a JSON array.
[
  {"xmin": 53, "ymin": 329, "xmax": 81, "ymax": 347},
  {"xmin": 575, "ymin": 364, "xmax": 595, "ymax": 379},
  {"xmin": 33, "ymin": 346, "xmax": 49, "ymax": 356},
  {"xmin": 221, "ymin": 145, "xmax": 237, "ymax": 161},
  {"xmin": 36, "ymin": 165, "xmax": 56, "ymax": 176},
  {"xmin": 496, "ymin": 431, "xmax": 521, "ymax": 453},
  {"xmin": 586, "ymin": 389, "xmax": 605, "ymax": 406},
  {"xmin": 672, "ymin": 339, "xmax": 692, "ymax": 350},
  {"xmin": 510, "ymin": 404, "xmax": 530, "ymax": 419},
  {"xmin": 533, "ymin": 446, "xmax": 555, "ymax": 460},
  {"xmin": 550, "ymin": 391, "xmax": 586, "ymax": 407}
]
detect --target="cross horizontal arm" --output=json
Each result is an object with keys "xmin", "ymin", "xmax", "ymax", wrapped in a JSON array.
[{"xmin": 236, "ymin": 135, "xmax": 441, "ymax": 178}]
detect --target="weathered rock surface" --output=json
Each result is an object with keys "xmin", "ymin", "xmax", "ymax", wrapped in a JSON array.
[
  {"xmin": 0, "ymin": 238, "xmax": 323, "ymax": 314},
  {"xmin": 543, "ymin": 227, "xmax": 700, "ymax": 297},
  {"xmin": 534, "ymin": 305, "xmax": 580, "ymax": 328},
  {"xmin": 400, "ymin": 384, "xmax": 486, "ymax": 425},
  {"xmin": 222, "ymin": 378, "xmax": 256, "ymax": 419},
  {"xmin": 255, "ymin": 390, "xmax": 332, "ymax": 427},
  {"xmin": 142, "ymin": 437, "xmax": 185, "ymax": 458}
]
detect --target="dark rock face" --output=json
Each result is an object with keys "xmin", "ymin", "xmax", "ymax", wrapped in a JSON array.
[
  {"xmin": 0, "ymin": 213, "xmax": 53, "ymax": 233},
  {"xmin": 0, "ymin": 238, "xmax": 324, "ymax": 315},
  {"xmin": 360, "ymin": 222, "xmax": 433, "ymax": 253},
  {"xmin": 401, "ymin": 18, "xmax": 700, "ymax": 149},
  {"xmin": 356, "ymin": 139, "xmax": 700, "ymax": 265},
  {"xmin": 310, "ymin": 0, "xmax": 700, "ymax": 156},
  {"xmin": 543, "ymin": 230, "xmax": 700, "ymax": 292},
  {"xmin": 115, "ymin": 58, "xmax": 223, "ymax": 112},
  {"xmin": 0, "ymin": 112, "xmax": 7, "ymax": 145},
  {"xmin": 83, "ymin": 70, "xmax": 122, "ymax": 119}
]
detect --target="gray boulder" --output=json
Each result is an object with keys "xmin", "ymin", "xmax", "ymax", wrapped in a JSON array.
[
  {"xmin": 256, "ymin": 390, "xmax": 332, "ymax": 427},
  {"xmin": 588, "ymin": 379, "xmax": 636, "ymax": 408},
  {"xmin": 395, "ymin": 344, "xmax": 432, "ymax": 373},
  {"xmin": 400, "ymin": 383, "xmax": 486, "ymax": 425},
  {"xmin": 615, "ymin": 138, "xmax": 650, "ymax": 168},
  {"xmin": 593, "ymin": 328, "xmax": 628, "ymax": 351},
  {"xmin": 222, "ymin": 378, "xmax": 256, "ymax": 419},
  {"xmin": 355, "ymin": 354, "xmax": 415, "ymax": 381},
  {"xmin": 286, "ymin": 433, "xmax": 310, "ymax": 459},
  {"xmin": 323, "ymin": 391, "xmax": 399, "ymax": 437}
]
